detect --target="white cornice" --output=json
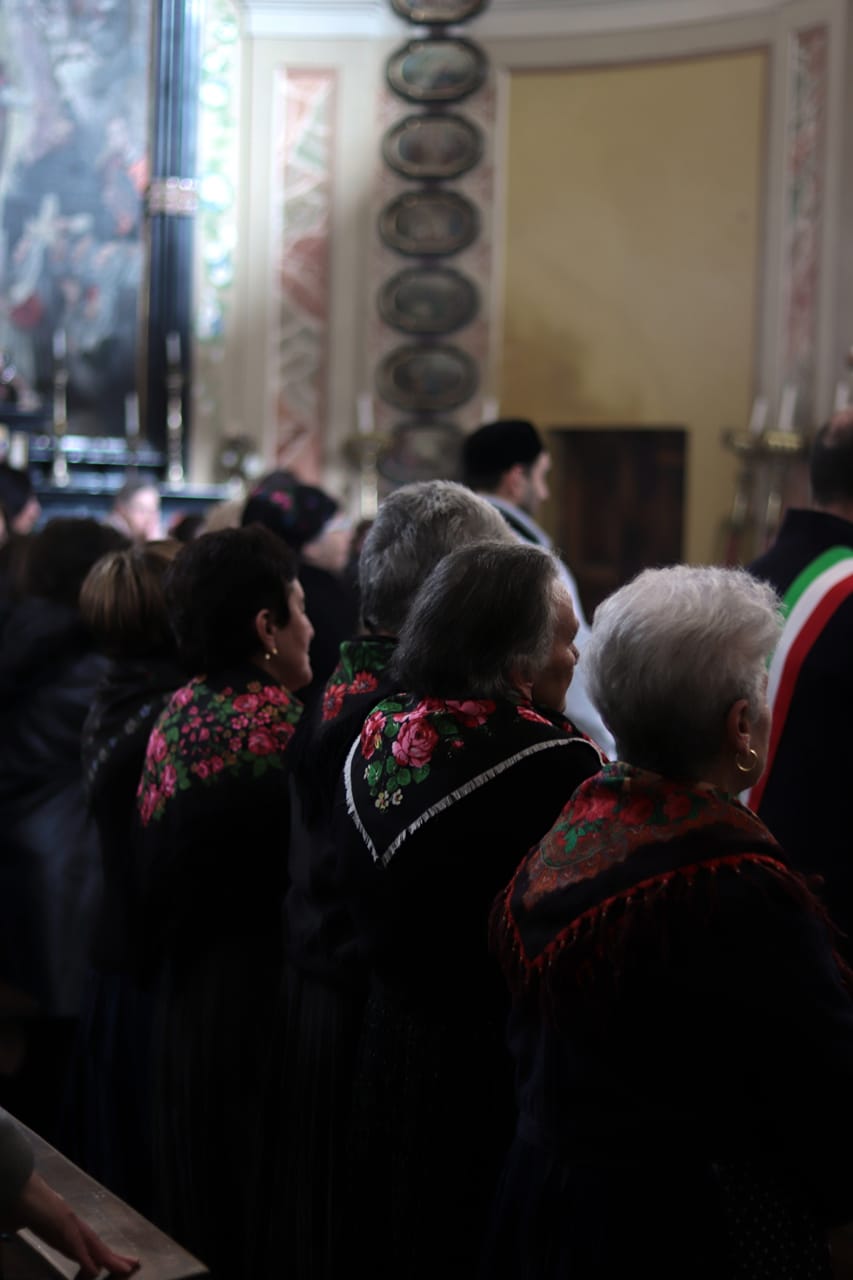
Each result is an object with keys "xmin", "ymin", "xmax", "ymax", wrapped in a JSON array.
[{"xmin": 237, "ymin": 0, "xmax": 800, "ymax": 41}]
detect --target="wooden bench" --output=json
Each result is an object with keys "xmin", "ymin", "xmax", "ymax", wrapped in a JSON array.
[{"xmin": 0, "ymin": 1121, "xmax": 207, "ymax": 1278}]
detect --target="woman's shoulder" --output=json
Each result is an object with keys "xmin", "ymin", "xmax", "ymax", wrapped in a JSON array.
[{"xmin": 138, "ymin": 672, "xmax": 303, "ymax": 826}]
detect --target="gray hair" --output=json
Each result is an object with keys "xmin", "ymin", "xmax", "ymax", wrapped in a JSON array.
[
  {"xmin": 584, "ymin": 564, "xmax": 782, "ymax": 777},
  {"xmin": 358, "ymin": 480, "xmax": 512, "ymax": 635},
  {"xmin": 393, "ymin": 540, "xmax": 561, "ymax": 699}
]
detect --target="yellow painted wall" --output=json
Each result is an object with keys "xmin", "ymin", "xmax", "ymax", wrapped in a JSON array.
[{"xmin": 500, "ymin": 50, "xmax": 767, "ymax": 564}]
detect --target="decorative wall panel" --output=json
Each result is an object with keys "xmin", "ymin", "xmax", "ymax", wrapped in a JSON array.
[
  {"xmin": 780, "ymin": 23, "xmax": 828, "ymax": 423},
  {"xmin": 271, "ymin": 68, "xmax": 336, "ymax": 453}
]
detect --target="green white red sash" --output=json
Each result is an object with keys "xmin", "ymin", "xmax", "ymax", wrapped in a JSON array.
[{"xmin": 748, "ymin": 546, "xmax": 853, "ymax": 810}]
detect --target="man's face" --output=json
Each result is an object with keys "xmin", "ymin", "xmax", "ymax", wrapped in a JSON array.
[
  {"xmin": 519, "ymin": 451, "xmax": 551, "ymax": 517},
  {"xmin": 120, "ymin": 487, "xmax": 161, "ymax": 540}
]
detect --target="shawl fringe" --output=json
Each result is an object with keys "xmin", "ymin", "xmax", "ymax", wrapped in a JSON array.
[{"xmin": 492, "ymin": 852, "xmax": 853, "ymax": 1014}]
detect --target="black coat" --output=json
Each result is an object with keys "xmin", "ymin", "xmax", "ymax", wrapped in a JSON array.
[
  {"xmin": 748, "ymin": 507, "xmax": 853, "ymax": 956},
  {"xmin": 0, "ymin": 598, "xmax": 108, "ymax": 1016}
]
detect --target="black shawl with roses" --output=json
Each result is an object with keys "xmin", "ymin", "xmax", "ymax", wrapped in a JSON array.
[
  {"xmin": 337, "ymin": 693, "xmax": 602, "ymax": 1280},
  {"xmin": 481, "ymin": 764, "xmax": 853, "ymax": 1280},
  {"xmin": 134, "ymin": 664, "xmax": 303, "ymax": 1277}
]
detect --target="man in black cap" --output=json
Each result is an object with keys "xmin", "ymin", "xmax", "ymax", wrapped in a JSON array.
[{"xmin": 462, "ymin": 418, "xmax": 614, "ymax": 755}]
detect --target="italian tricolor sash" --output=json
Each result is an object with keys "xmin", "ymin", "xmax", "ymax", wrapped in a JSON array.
[{"xmin": 748, "ymin": 546, "xmax": 853, "ymax": 810}]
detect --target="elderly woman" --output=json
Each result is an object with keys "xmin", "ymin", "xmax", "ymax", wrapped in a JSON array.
[
  {"xmin": 259, "ymin": 482, "xmax": 515, "ymax": 1280},
  {"xmin": 485, "ymin": 565, "xmax": 853, "ymax": 1280},
  {"xmin": 135, "ymin": 525, "xmax": 313, "ymax": 1276},
  {"xmin": 340, "ymin": 539, "xmax": 603, "ymax": 1280}
]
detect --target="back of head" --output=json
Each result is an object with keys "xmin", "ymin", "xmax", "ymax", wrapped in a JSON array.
[
  {"xmin": 165, "ymin": 524, "xmax": 298, "ymax": 674},
  {"xmin": 393, "ymin": 539, "xmax": 559, "ymax": 699},
  {"xmin": 584, "ymin": 564, "xmax": 781, "ymax": 778},
  {"xmin": 26, "ymin": 518, "xmax": 130, "ymax": 610},
  {"xmin": 461, "ymin": 418, "xmax": 544, "ymax": 492},
  {"xmin": 810, "ymin": 410, "xmax": 853, "ymax": 509},
  {"xmin": 80, "ymin": 539, "xmax": 182, "ymax": 659},
  {"xmin": 242, "ymin": 480, "xmax": 339, "ymax": 553},
  {"xmin": 358, "ymin": 480, "xmax": 512, "ymax": 635}
]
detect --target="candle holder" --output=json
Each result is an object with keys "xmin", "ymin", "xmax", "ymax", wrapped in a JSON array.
[
  {"xmin": 165, "ymin": 332, "xmax": 185, "ymax": 489},
  {"xmin": 51, "ymin": 333, "xmax": 69, "ymax": 488}
]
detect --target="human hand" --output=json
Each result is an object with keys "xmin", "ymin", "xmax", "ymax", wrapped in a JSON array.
[{"xmin": 7, "ymin": 1172, "xmax": 139, "ymax": 1277}]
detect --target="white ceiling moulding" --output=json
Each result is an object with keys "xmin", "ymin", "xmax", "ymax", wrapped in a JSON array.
[
  {"xmin": 239, "ymin": 0, "xmax": 799, "ymax": 41},
  {"xmin": 238, "ymin": 1, "xmax": 407, "ymax": 37}
]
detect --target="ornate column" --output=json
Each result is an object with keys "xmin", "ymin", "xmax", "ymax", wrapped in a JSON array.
[{"xmin": 143, "ymin": 0, "xmax": 202, "ymax": 467}]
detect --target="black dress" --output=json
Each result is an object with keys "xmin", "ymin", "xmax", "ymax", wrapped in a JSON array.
[
  {"xmin": 63, "ymin": 656, "xmax": 184, "ymax": 1214},
  {"xmin": 0, "ymin": 597, "xmax": 110, "ymax": 1144},
  {"xmin": 135, "ymin": 665, "xmax": 303, "ymax": 1276},
  {"xmin": 485, "ymin": 764, "xmax": 853, "ymax": 1280},
  {"xmin": 339, "ymin": 693, "xmax": 603, "ymax": 1280},
  {"xmin": 257, "ymin": 635, "xmax": 397, "ymax": 1280}
]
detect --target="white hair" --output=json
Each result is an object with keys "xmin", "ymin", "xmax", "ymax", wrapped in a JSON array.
[{"xmin": 584, "ymin": 565, "xmax": 782, "ymax": 777}]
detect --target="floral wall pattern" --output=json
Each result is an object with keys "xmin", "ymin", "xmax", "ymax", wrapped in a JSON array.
[{"xmin": 781, "ymin": 23, "xmax": 828, "ymax": 424}]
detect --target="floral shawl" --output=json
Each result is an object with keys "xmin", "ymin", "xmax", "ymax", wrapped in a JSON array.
[
  {"xmin": 493, "ymin": 762, "xmax": 838, "ymax": 1003},
  {"xmin": 345, "ymin": 692, "xmax": 602, "ymax": 869},
  {"xmin": 137, "ymin": 670, "xmax": 303, "ymax": 826},
  {"xmin": 320, "ymin": 636, "xmax": 396, "ymax": 725}
]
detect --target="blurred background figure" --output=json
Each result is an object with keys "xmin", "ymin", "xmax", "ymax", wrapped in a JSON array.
[
  {"xmin": 0, "ymin": 463, "xmax": 41, "ymax": 539},
  {"xmin": 0, "ymin": 517, "xmax": 128, "ymax": 1143},
  {"xmin": 242, "ymin": 473, "xmax": 357, "ymax": 711},
  {"xmin": 106, "ymin": 478, "xmax": 162, "ymax": 542}
]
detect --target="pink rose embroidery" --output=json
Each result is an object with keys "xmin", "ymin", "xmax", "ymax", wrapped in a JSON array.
[
  {"xmin": 139, "ymin": 786, "xmax": 159, "ymax": 825},
  {"xmin": 210, "ymin": 756, "xmax": 225, "ymax": 774},
  {"xmin": 173, "ymin": 686, "xmax": 195, "ymax": 709},
  {"xmin": 192, "ymin": 760, "xmax": 211, "ymax": 779},
  {"xmin": 248, "ymin": 728, "xmax": 277, "ymax": 756},
  {"xmin": 161, "ymin": 764, "xmax": 178, "ymax": 797},
  {"xmin": 517, "ymin": 705, "xmax": 552, "ymax": 727},
  {"xmin": 360, "ymin": 709, "xmax": 386, "ymax": 760},
  {"xmin": 148, "ymin": 729, "xmax": 169, "ymax": 763},
  {"xmin": 392, "ymin": 716, "xmax": 439, "ymax": 768},
  {"xmin": 444, "ymin": 699, "xmax": 495, "ymax": 728},
  {"xmin": 265, "ymin": 686, "xmax": 290, "ymax": 706},
  {"xmin": 233, "ymin": 693, "xmax": 261, "ymax": 714}
]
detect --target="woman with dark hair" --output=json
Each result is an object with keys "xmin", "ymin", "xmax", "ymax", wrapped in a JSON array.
[
  {"xmin": 339, "ymin": 539, "xmax": 603, "ymax": 1280},
  {"xmin": 486, "ymin": 566, "xmax": 853, "ymax": 1279},
  {"xmin": 135, "ymin": 525, "xmax": 313, "ymax": 1276},
  {"xmin": 63, "ymin": 540, "xmax": 184, "ymax": 1212},
  {"xmin": 0, "ymin": 517, "xmax": 128, "ymax": 1140}
]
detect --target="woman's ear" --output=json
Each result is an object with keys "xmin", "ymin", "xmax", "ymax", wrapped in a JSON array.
[
  {"xmin": 724, "ymin": 697, "xmax": 751, "ymax": 756},
  {"xmin": 253, "ymin": 607, "xmax": 277, "ymax": 656},
  {"xmin": 508, "ymin": 664, "xmax": 534, "ymax": 702}
]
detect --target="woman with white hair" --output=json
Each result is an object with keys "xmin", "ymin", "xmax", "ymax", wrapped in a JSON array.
[{"xmin": 486, "ymin": 565, "xmax": 853, "ymax": 1279}]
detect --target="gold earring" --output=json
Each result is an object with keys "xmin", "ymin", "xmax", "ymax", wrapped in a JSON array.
[
  {"xmin": 264, "ymin": 646, "xmax": 279, "ymax": 661},
  {"xmin": 735, "ymin": 746, "xmax": 758, "ymax": 773}
]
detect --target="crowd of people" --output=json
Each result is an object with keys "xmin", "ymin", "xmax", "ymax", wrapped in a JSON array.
[{"xmin": 0, "ymin": 412, "xmax": 852, "ymax": 1279}]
